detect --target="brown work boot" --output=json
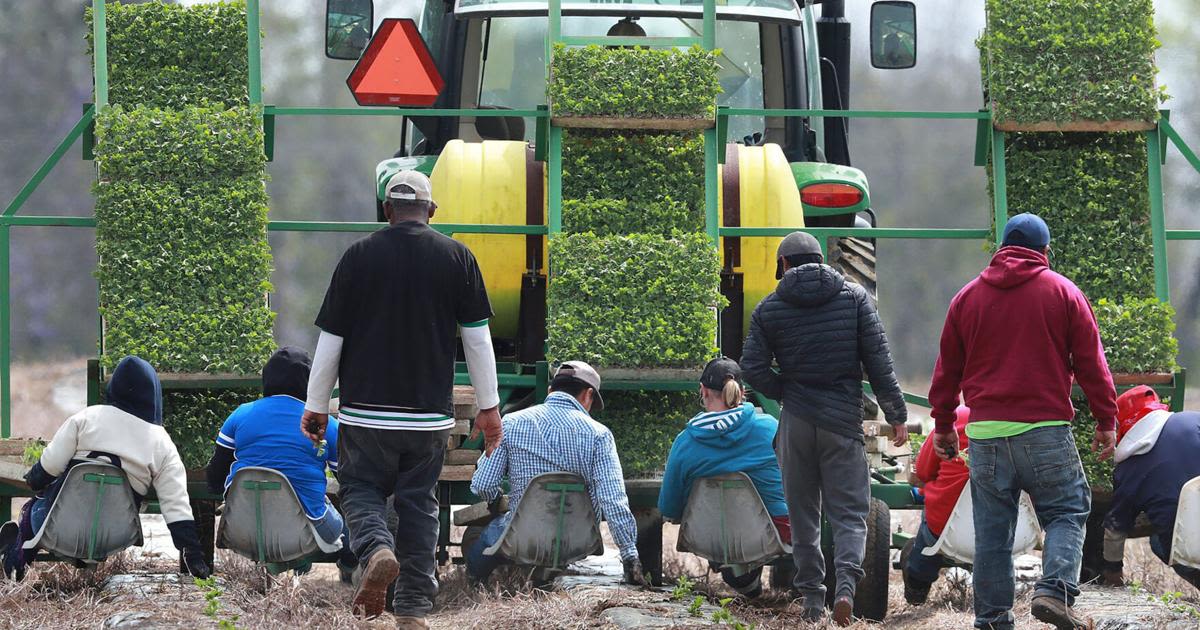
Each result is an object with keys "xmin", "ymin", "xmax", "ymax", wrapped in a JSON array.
[
  {"xmin": 832, "ymin": 594, "xmax": 854, "ymax": 627},
  {"xmin": 352, "ymin": 547, "xmax": 400, "ymax": 619},
  {"xmin": 395, "ymin": 616, "xmax": 430, "ymax": 630},
  {"xmin": 1031, "ymin": 595, "xmax": 1091, "ymax": 630}
]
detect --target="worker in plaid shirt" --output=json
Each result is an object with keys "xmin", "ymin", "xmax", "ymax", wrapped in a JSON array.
[{"xmin": 466, "ymin": 361, "xmax": 644, "ymax": 585}]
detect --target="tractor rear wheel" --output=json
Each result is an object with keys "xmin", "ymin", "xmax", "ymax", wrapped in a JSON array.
[{"xmin": 823, "ymin": 497, "xmax": 891, "ymax": 622}]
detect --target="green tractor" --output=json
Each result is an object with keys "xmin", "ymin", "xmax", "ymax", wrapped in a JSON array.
[{"xmin": 326, "ymin": 0, "xmax": 919, "ymax": 619}]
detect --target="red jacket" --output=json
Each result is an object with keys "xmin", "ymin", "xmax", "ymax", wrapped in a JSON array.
[
  {"xmin": 928, "ymin": 247, "xmax": 1118, "ymax": 434},
  {"xmin": 915, "ymin": 433, "xmax": 969, "ymax": 536}
]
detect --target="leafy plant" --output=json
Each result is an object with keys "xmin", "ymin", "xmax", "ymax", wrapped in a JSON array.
[
  {"xmin": 671, "ymin": 575, "xmax": 696, "ymax": 601},
  {"xmin": 591, "ymin": 392, "xmax": 694, "ymax": 477},
  {"xmin": 980, "ymin": 0, "xmax": 1164, "ymax": 124},
  {"xmin": 21, "ymin": 441, "xmax": 46, "ymax": 467},
  {"xmin": 564, "ymin": 130, "xmax": 705, "ymax": 214},
  {"xmin": 195, "ymin": 576, "xmax": 240, "ymax": 629},
  {"xmin": 1094, "ymin": 298, "xmax": 1178, "ymax": 374},
  {"xmin": 90, "ymin": 1, "xmax": 273, "ymax": 469},
  {"xmin": 688, "ymin": 595, "xmax": 705, "ymax": 617},
  {"xmin": 88, "ymin": 1, "xmax": 251, "ymax": 108},
  {"xmin": 550, "ymin": 44, "xmax": 721, "ymax": 119},
  {"xmin": 547, "ymin": 233, "xmax": 724, "ymax": 369},
  {"xmin": 562, "ymin": 198, "xmax": 701, "ymax": 237}
]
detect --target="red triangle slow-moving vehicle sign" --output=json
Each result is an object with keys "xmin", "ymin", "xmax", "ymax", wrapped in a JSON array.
[{"xmin": 347, "ymin": 18, "xmax": 444, "ymax": 107}]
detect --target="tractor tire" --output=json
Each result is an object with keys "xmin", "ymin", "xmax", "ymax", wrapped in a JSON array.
[
  {"xmin": 768, "ymin": 557, "xmax": 797, "ymax": 591},
  {"xmin": 829, "ymin": 236, "xmax": 877, "ymax": 302},
  {"xmin": 823, "ymin": 498, "xmax": 891, "ymax": 622}
]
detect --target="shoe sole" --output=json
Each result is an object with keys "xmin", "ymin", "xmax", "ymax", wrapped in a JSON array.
[
  {"xmin": 351, "ymin": 550, "xmax": 400, "ymax": 619},
  {"xmin": 832, "ymin": 598, "xmax": 853, "ymax": 627},
  {"xmin": 1031, "ymin": 598, "xmax": 1088, "ymax": 630}
]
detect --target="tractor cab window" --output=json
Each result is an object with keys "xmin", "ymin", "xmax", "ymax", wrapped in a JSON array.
[{"xmin": 467, "ymin": 17, "xmax": 766, "ymax": 144}]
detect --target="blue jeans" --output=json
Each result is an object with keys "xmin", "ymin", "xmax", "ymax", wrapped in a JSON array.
[
  {"xmin": 905, "ymin": 517, "xmax": 949, "ymax": 585},
  {"xmin": 311, "ymin": 498, "xmax": 346, "ymax": 547},
  {"xmin": 1149, "ymin": 532, "xmax": 1200, "ymax": 586},
  {"xmin": 465, "ymin": 517, "xmax": 509, "ymax": 582},
  {"xmin": 969, "ymin": 426, "xmax": 1091, "ymax": 630},
  {"xmin": 30, "ymin": 496, "xmax": 50, "ymax": 534}
]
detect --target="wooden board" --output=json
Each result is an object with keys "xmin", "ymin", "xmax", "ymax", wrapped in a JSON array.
[
  {"xmin": 552, "ymin": 116, "xmax": 714, "ymax": 130},
  {"xmin": 993, "ymin": 119, "xmax": 1156, "ymax": 133},
  {"xmin": 452, "ymin": 497, "xmax": 508, "ymax": 527},
  {"xmin": 454, "ymin": 402, "xmax": 478, "ymax": 421},
  {"xmin": 453, "ymin": 385, "xmax": 476, "ymax": 405},
  {"xmin": 446, "ymin": 449, "xmax": 482, "ymax": 465},
  {"xmin": 0, "ymin": 458, "xmax": 30, "ymax": 488},
  {"xmin": 596, "ymin": 367, "xmax": 704, "ymax": 381},
  {"xmin": 439, "ymin": 465, "xmax": 476, "ymax": 481},
  {"xmin": 0, "ymin": 439, "xmax": 38, "ymax": 457},
  {"xmin": 1112, "ymin": 372, "xmax": 1175, "ymax": 385},
  {"xmin": 864, "ymin": 436, "xmax": 890, "ymax": 455},
  {"xmin": 450, "ymin": 418, "xmax": 470, "ymax": 436}
]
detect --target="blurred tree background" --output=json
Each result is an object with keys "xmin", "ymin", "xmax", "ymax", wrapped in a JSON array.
[{"xmin": 0, "ymin": 0, "xmax": 1195, "ymax": 394}]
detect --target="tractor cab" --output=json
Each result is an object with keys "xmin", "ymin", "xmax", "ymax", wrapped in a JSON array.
[{"xmin": 326, "ymin": 0, "xmax": 914, "ymax": 358}]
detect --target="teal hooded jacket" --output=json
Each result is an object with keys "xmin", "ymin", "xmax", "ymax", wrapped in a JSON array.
[{"xmin": 658, "ymin": 402, "xmax": 788, "ymax": 520}]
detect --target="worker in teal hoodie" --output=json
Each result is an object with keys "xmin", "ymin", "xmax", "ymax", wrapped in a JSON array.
[{"xmin": 659, "ymin": 357, "xmax": 789, "ymax": 598}]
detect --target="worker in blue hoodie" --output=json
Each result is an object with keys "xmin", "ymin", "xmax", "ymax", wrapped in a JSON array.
[
  {"xmin": 659, "ymin": 357, "xmax": 789, "ymax": 598},
  {"xmin": 0, "ymin": 356, "xmax": 209, "ymax": 581}
]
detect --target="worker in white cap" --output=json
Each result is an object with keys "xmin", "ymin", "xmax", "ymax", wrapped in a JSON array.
[{"xmin": 301, "ymin": 170, "xmax": 502, "ymax": 628}]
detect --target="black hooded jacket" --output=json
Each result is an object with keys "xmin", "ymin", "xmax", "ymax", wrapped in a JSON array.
[{"xmin": 740, "ymin": 263, "xmax": 907, "ymax": 439}]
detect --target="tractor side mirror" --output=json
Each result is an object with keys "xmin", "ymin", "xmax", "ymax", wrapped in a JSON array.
[
  {"xmin": 326, "ymin": 0, "xmax": 374, "ymax": 60},
  {"xmin": 870, "ymin": 1, "xmax": 917, "ymax": 70}
]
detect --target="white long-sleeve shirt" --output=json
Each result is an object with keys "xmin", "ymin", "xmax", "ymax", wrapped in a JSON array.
[{"xmin": 40, "ymin": 405, "xmax": 194, "ymax": 524}]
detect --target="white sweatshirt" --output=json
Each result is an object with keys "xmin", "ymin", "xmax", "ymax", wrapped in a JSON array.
[{"xmin": 40, "ymin": 405, "xmax": 194, "ymax": 524}]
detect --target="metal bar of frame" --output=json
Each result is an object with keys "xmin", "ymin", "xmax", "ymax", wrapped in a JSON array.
[
  {"xmin": 722, "ymin": 108, "xmax": 990, "ymax": 120},
  {"xmin": 247, "ymin": 0, "xmax": 261, "ymax": 106},
  {"xmin": 548, "ymin": 126, "xmax": 563, "ymax": 235},
  {"xmin": 93, "ymin": 0, "xmax": 108, "ymax": 109},
  {"xmin": 703, "ymin": 127, "xmax": 719, "ymax": 246},
  {"xmin": 991, "ymin": 129, "xmax": 1008, "ymax": 247},
  {"xmin": 265, "ymin": 106, "xmax": 548, "ymax": 118},
  {"xmin": 1161, "ymin": 119, "xmax": 1200, "ymax": 174},
  {"xmin": 1146, "ymin": 128, "xmax": 1170, "ymax": 302},
  {"xmin": 3, "ymin": 107, "xmax": 96, "ymax": 217},
  {"xmin": 720, "ymin": 227, "xmax": 990, "ymax": 239},
  {"xmin": 1, "ymin": 224, "xmax": 8, "ymax": 439},
  {"xmin": 1168, "ymin": 230, "xmax": 1200, "ymax": 240}
]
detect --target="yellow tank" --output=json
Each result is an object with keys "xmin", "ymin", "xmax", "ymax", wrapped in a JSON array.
[
  {"xmin": 725, "ymin": 143, "xmax": 805, "ymax": 338},
  {"xmin": 429, "ymin": 139, "xmax": 539, "ymax": 338}
]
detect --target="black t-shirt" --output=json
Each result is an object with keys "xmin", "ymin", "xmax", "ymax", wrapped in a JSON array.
[{"xmin": 315, "ymin": 221, "xmax": 493, "ymax": 416}]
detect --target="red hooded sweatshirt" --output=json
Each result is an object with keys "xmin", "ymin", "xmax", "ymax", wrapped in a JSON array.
[
  {"xmin": 915, "ymin": 407, "xmax": 970, "ymax": 536},
  {"xmin": 928, "ymin": 247, "xmax": 1118, "ymax": 434}
]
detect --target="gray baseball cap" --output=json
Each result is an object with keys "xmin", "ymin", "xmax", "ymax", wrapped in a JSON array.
[
  {"xmin": 776, "ymin": 231, "xmax": 823, "ymax": 278},
  {"xmin": 554, "ymin": 361, "xmax": 604, "ymax": 411},
  {"xmin": 385, "ymin": 170, "xmax": 434, "ymax": 203}
]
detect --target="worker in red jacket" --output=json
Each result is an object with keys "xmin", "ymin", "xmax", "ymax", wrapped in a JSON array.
[
  {"xmin": 903, "ymin": 405, "xmax": 970, "ymax": 605},
  {"xmin": 928, "ymin": 213, "xmax": 1118, "ymax": 630}
]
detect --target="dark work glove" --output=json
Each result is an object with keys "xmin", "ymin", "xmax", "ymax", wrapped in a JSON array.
[
  {"xmin": 183, "ymin": 548, "xmax": 211, "ymax": 579},
  {"xmin": 621, "ymin": 557, "xmax": 645, "ymax": 585},
  {"xmin": 24, "ymin": 462, "xmax": 56, "ymax": 493},
  {"xmin": 487, "ymin": 496, "xmax": 507, "ymax": 515}
]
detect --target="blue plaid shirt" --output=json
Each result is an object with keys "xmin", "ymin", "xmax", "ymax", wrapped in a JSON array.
[{"xmin": 471, "ymin": 392, "xmax": 639, "ymax": 560}]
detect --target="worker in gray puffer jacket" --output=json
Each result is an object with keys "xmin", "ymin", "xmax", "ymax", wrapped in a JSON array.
[{"xmin": 741, "ymin": 231, "xmax": 907, "ymax": 627}]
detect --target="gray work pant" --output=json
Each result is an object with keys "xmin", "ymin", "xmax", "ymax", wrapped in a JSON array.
[
  {"xmin": 776, "ymin": 410, "xmax": 869, "ymax": 604},
  {"xmin": 338, "ymin": 425, "xmax": 450, "ymax": 617}
]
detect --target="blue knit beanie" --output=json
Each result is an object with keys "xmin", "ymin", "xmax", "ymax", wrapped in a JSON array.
[{"xmin": 1001, "ymin": 213, "xmax": 1051, "ymax": 250}]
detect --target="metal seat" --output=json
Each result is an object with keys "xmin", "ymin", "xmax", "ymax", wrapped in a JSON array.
[
  {"xmin": 676, "ymin": 472, "xmax": 791, "ymax": 571},
  {"xmin": 22, "ymin": 462, "xmax": 143, "ymax": 563},
  {"xmin": 484, "ymin": 472, "xmax": 603, "ymax": 569},
  {"xmin": 922, "ymin": 480, "xmax": 1041, "ymax": 565},
  {"xmin": 216, "ymin": 467, "xmax": 341, "ymax": 566},
  {"xmin": 1169, "ymin": 476, "xmax": 1200, "ymax": 569}
]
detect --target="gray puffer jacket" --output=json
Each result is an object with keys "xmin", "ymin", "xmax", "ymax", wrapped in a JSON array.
[{"xmin": 740, "ymin": 263, "xmax": 907, "ymax": 439}]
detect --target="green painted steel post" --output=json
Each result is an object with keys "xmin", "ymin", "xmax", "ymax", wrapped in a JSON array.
[
  {"xmin": 548, "ymin": 125, "xmax": 563, "ymax": 235},
  {"xmin": 547, "ymin": 0, "xmax": 560, "ymax": 89},
  {"xmin": 93, "ymin": 0, "xmax": 108, "ymax": 109},
  {"xmin": 991, "ymin": 129, "xmax": 1008, "ymax": 247},
  {"xmin": 702, "ymin": 0, "xmax": 715, "ymax": 50},
  {"xmin": 0, "ymin": 224, "xmax": 8, "ymax": 439},
  {"xmin": 1146, "ymin": 129, "xmax": 1170, "ymax": 302},
  {"xmin": 704, "ymin": 127, "xmax": 719, "ymax": 247},
  {"xmin": 247, "ymin": 0, "xmax": 262, "ymax": 106}
]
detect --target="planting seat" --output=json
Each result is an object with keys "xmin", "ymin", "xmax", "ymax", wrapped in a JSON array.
[
  {"xmin": 483, "ymin": 472, "xmax": 603, "ymax": 569},
  {"xmin": 676, "ymin": 472, "xmax": 791, "ymax": 573},
  {"xmin": 216, "ymin": 467, "xmax": 341, "ymax": 566},
  {"xmin": 23, "ymin": 462, "xmax": 143, "ymax": 564},
  {"xmin": 1169, "ymin": 476, "xmax": 1200, "ymax": 570},
  {"xmin": 922, "ymin": 481, "xmax": 1041, "ymax": 565}
]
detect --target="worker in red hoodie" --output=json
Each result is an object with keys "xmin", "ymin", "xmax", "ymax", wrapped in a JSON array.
[
  {"xmin": 903, "ymin": 405, "xmax": 970, "ymax": 605},
  {"xmin": 928, "ymin": 213, "xmax": 1118, "ymax": 630}
]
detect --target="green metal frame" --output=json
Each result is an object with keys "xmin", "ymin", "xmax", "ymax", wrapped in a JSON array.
[{"xmin": 2, "ymin": 0, "xmax": 1200, "ymax": 530}]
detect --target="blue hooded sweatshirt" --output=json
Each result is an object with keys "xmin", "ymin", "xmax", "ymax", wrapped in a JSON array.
[{"xmin": 658, "ymin": 402, "xmax": 787, "ymax": 520}]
